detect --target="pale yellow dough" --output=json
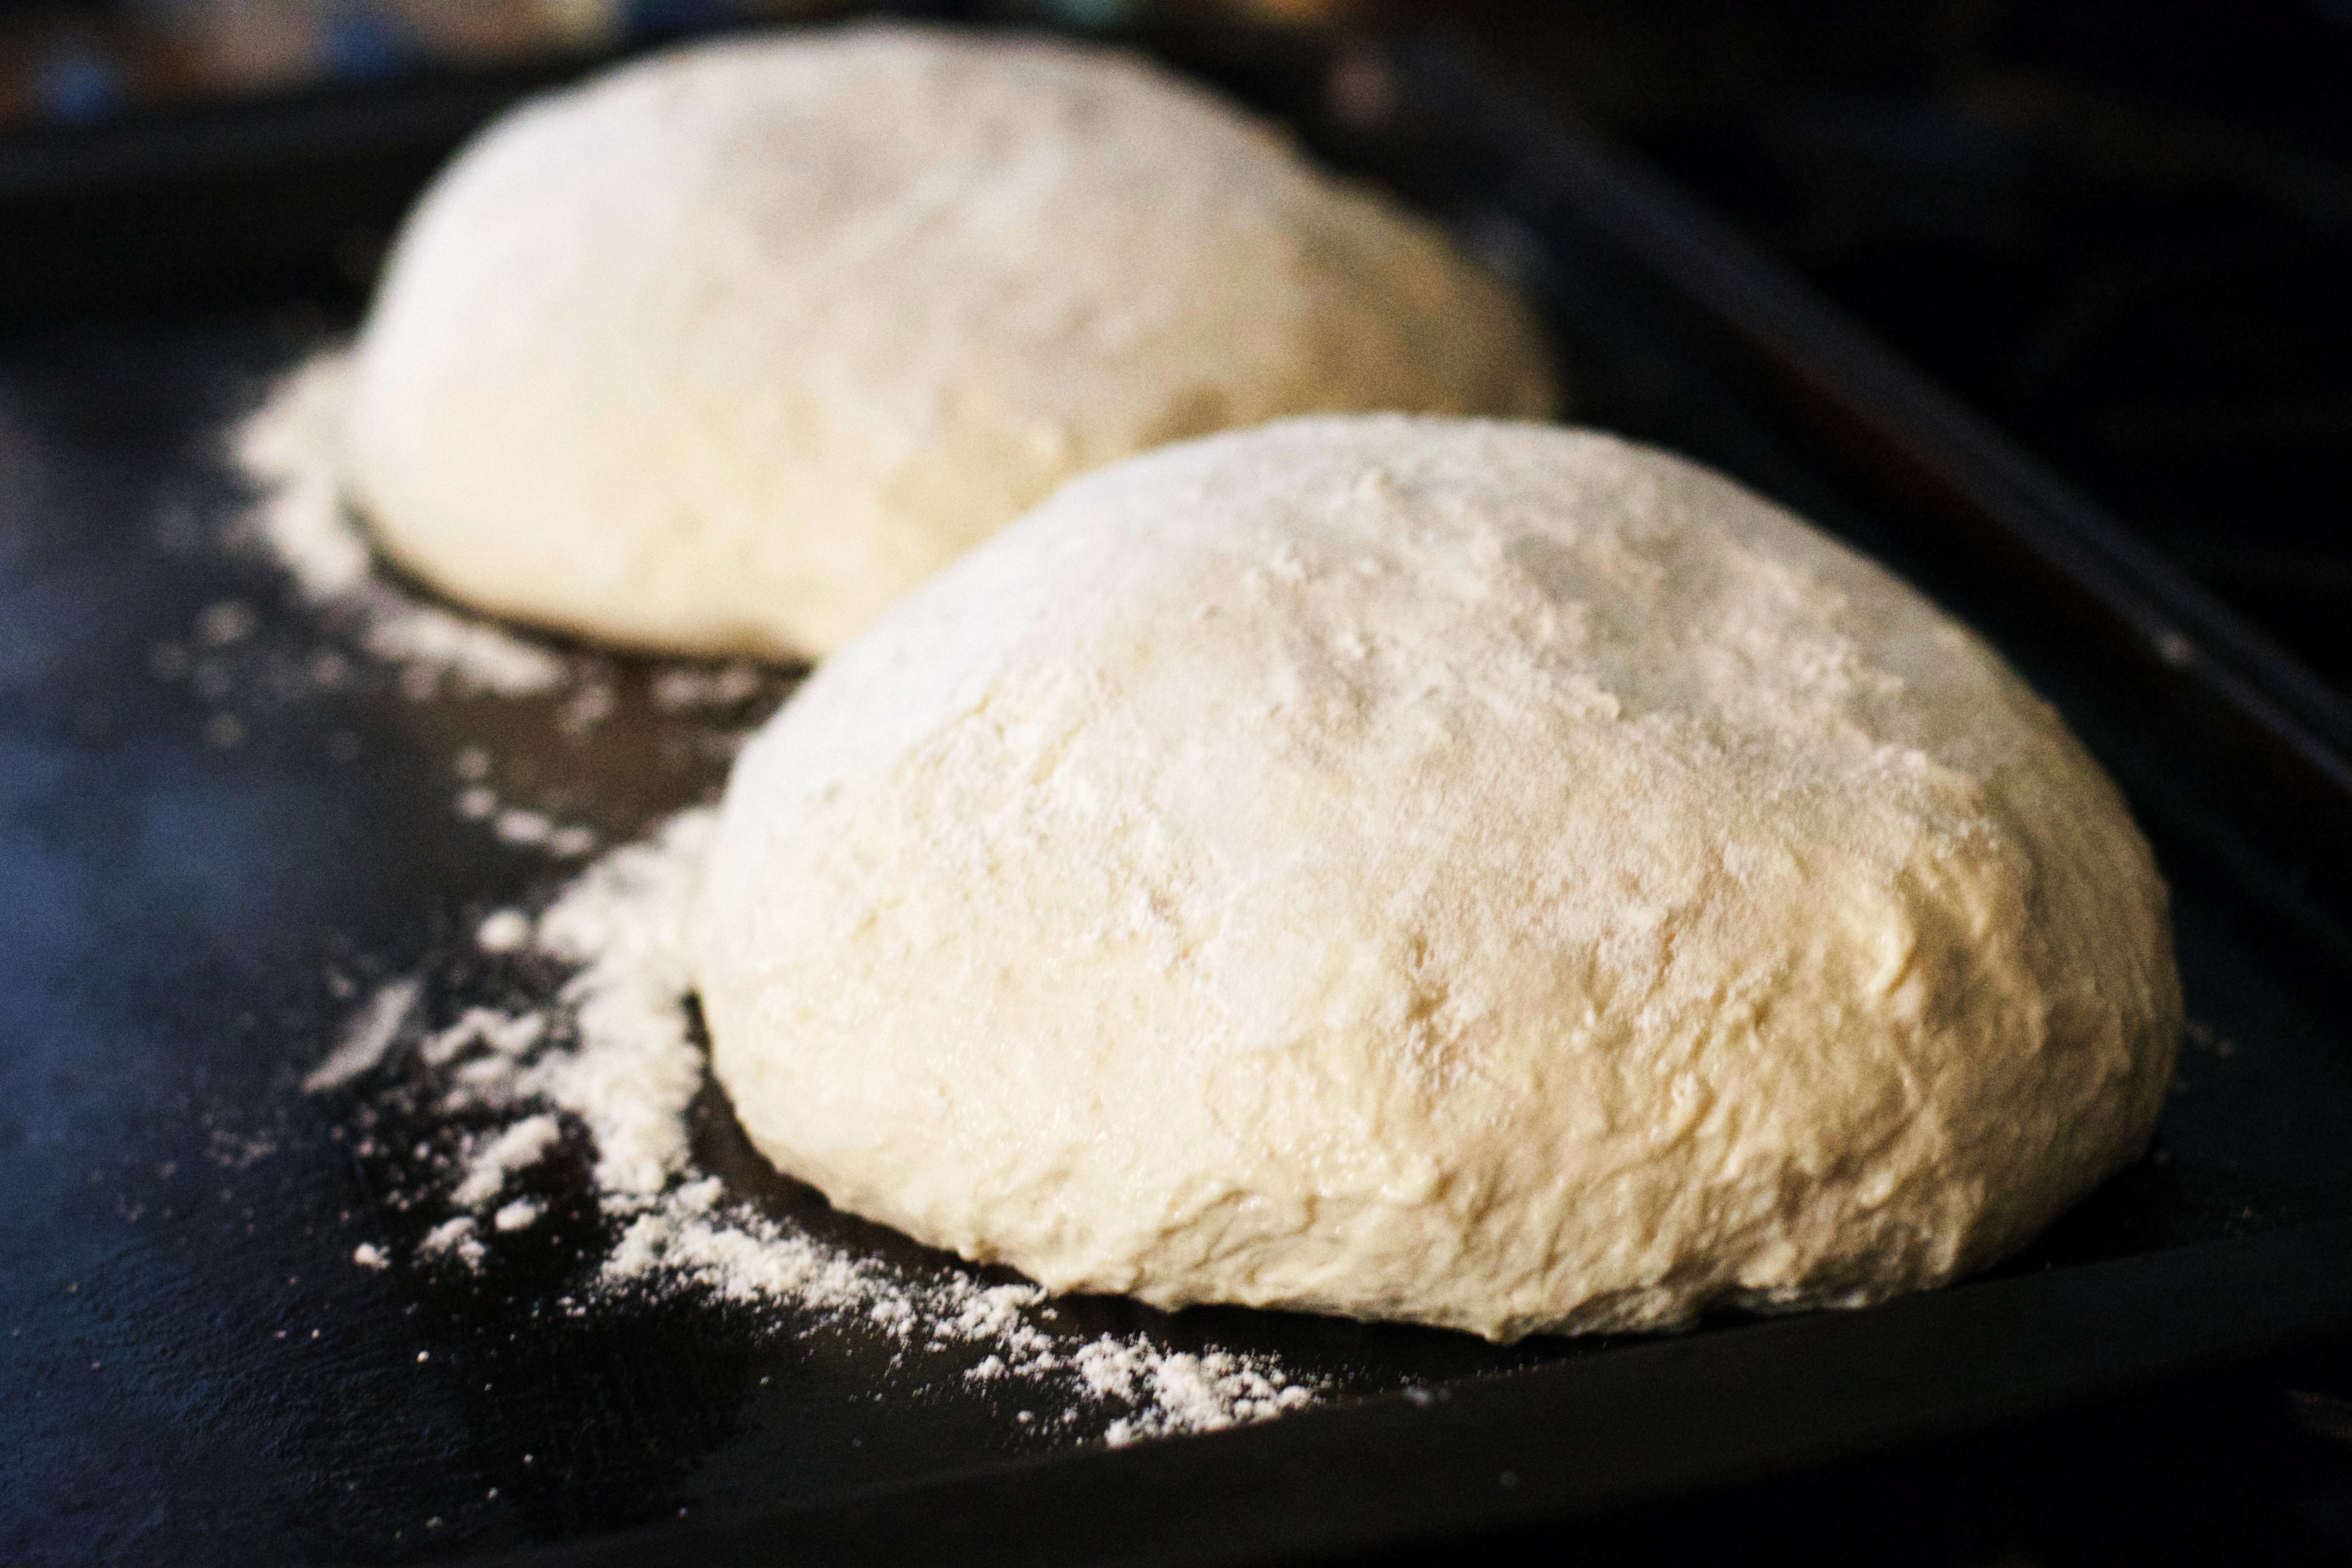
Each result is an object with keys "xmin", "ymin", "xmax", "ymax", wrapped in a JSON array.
[
  {"xmin": 341, "ymin": 25, "xmax": 1555, "ymax": 660},
  {"xmin": 694, "ymin": 416, "xmax": 2180, "ymax": 1341}
]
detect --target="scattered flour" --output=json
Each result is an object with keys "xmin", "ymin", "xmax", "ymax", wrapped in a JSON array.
[
  {"xmin": 475, "ymin": 909, "xmax": 534, "ymax": 954},
  {"xmin": 302, "ymin": 977, "xmax": 420, "ymax": 1093},
  {"xmin": 231, "ymin": 350, "xmax": 570, "ymax": 699},
  {"xmin": 529, "ymin": 810, "xmax": 715, "ymax": 1197},
  {"xmin": 2182, "ymin": 1018, "xmax": 2239, "ymax": 1059},
  {"xmin": 650, "ymin": 664, "xmax": 764, "ymax": 712},
  {"xmin": 494, "ymin": 1198, "xmax": 545, "ymax": 1232},
  {"xmin": 420, "ymin": 1216, "xmax": 486, "ymax": 1270},
  {"xmin": 445, "ymin": 789, "xmax": 598, "ymax": 858},
  {"xmin": 306, "ymin": 809, "xmax": 1320, "ymax": 1447},
  {"xmin": 231, "ymin": 347, "xmax": 1315, "ymax": 1450},
  {"xmin": 450, "ymin": 1114, "xmax": 563, "ymax": 1207},
  {"xmin": 422, "ymin": 1007, "xmax": 546, "ymax": 1068},
  {"xmin": 1080, "ymin": 1345, "xmax": 1314, "ymax": 1445}
]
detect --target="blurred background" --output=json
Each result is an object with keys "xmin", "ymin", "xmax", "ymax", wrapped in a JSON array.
[{"xmin": 1, "ymin": 0, "xmax": 2344, "ymax": 696}]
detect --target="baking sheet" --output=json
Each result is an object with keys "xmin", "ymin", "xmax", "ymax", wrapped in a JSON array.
[{"xmin": 4, "ymin": 21, "xmax": 2350, "ymax": 1568}]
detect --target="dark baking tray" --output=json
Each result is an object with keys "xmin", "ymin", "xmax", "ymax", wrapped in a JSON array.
[{"xmin": 4, "ymin": 17, "xmax": 2350, "ymax": 1568}]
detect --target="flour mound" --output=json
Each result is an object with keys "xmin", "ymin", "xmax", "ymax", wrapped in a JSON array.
[
  {"xmin": 342, "ymin": 24, "xmax": 1556, "ymax": 661},
  {"xmin": 694, "ymin": 415, "xmax": 2181, "ymax": 1342}
]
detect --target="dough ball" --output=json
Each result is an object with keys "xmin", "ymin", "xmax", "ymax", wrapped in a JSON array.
[
  {"xmin": 341, "ymin": 26, "xmax": 1557, "ymax": 660},
  {"xmin": 693, "ymin": 416, "xmax": 2179, "ymax": 1341}
]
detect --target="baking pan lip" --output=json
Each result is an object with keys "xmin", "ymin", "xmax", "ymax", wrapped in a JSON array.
[{"xmin": 445, "ymin": 1220, "xmax": 2352, "ymax": 1568}]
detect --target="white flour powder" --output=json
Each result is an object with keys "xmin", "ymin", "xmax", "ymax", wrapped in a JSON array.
[
  {"xmin": 317, "ymin": 808, "xmax": 1318, "ymax": 1446},
  {"xmin": 302, "ymin": 977, "xmax": 421, "ymax": 1093},
  {"xmin": 229, "ymin": 349, "xmax": 1326, "ymax": 1444},
  {"xmin": 231, "ymin": 350, "xmax": 570, "ymax": 698},
  {"xmin": 220, "ymin": 345, "xmax": 1323, "ymax": 1447}
]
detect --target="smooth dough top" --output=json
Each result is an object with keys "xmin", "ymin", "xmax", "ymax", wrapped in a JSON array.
[
  {"xmin": 340, "ymin": 25, "xmax": 1557, "ymax": 660},
  {"xmin": 693, "ymin": 416, "xmax": 2180, "ymax": 1341}
]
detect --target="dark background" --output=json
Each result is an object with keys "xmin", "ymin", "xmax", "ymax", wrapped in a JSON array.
[
  {"xmin": 6, "ymin": 0, "xmax": 2347, "ymax": 695},
  {"xmin": 2, "ymin": 0, "xmax": 2348, "ymax": 1562}
]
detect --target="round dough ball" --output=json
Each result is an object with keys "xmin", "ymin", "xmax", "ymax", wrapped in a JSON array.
[
  {"xmin": 693, "ymin": 416, "xmax": 2179, "ymax": 1341},
  {"xmin": 341, "ymin": 26, "xmax": 1557, "ymax": 660}
]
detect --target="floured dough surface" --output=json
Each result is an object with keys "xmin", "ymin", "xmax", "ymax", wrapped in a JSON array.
[
  {"xmin": 342, "ymin": 25, "xmax": 1556, "ymax": 660},
  {"xmin": 693, "ymin": 416, "xmax": 2180, "ymax": 1341}
]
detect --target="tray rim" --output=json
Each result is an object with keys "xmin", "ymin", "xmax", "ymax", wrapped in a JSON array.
[
  {"xmin": 7, "ymin": 15, "xmax": 2348, "ymax": 1566},
  {"xmin": 452, "ymin": 1218, "xmax": 2352, "ymax": 1568},
  {"xmin": 453, "ymin": 17, "xmax": 2352, "ymax": 1565}
]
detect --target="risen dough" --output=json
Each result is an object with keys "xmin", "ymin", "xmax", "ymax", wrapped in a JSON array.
[
  {"xmin": 341, "ymin": 26, "xmax": 1556, "ymax": 660},
  {"xmin": 694, "ymin": 416, "xmax": 2179, "ymax": 1341}
]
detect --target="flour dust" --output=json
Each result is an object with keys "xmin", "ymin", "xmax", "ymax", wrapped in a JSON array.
[
  {"xmin": 313, "ymin": 807, "xmax": 1319, "ymax": 1447},
  {"xmin": 226, "ymin": 348, "xmax": 1322, "ymax": 1450}
]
